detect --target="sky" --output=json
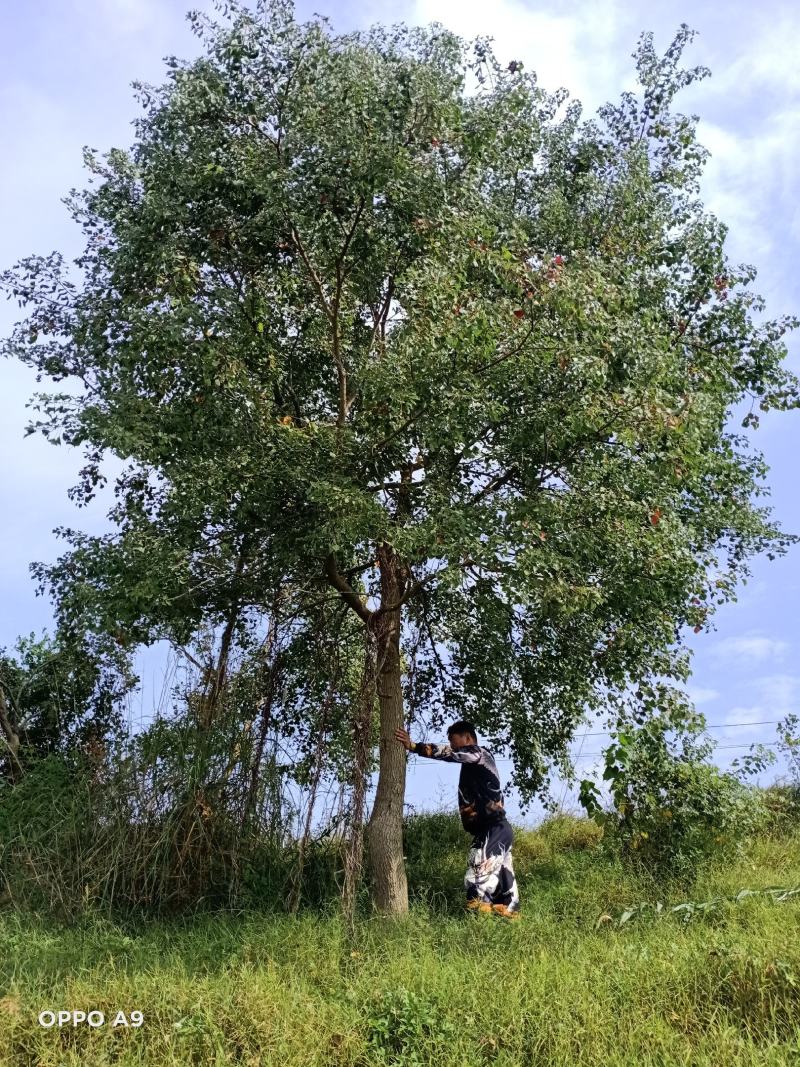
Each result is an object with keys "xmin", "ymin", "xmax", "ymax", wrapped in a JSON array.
[{"xmin": 1, "ymin": 0, "xmax": 799, "ymax": 826}]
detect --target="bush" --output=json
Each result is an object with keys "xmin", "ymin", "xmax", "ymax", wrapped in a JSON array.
[
  {"xmin": 401, "ymin": 810, "xmax": 471, "ymax": 911},
  {"xmin": 537, "ymin": 812, "xmax": 604, "ymax": 852},
  {"xmin": 579, "ymin": 712, "xmax": 771, "ymax": 880},
  {"xmin": 362, "ymin": 987, "xmax": 458, "ymax": 1066},
  {"xmin": 0, "ymin": 749, "xmax": 250, "ymax": 917},
  {"xmin": 0, "ymin": 754, "xmax": 93, "ymax": 912},
  {"xmin": 757, "ymin": 783, "xmax": 800, "ymax": 833},
  {"xmin": 0, "ymin": 712, "xmax": 336, "ymax": 918},
  {"xmin": 510, "ymin": 829, "xmax": 550, "ymax": 873}
]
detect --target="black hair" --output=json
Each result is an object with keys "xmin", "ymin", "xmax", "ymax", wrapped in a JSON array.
[{"xmin": 447, "ymin": 720, "xmax": 478, "ymax": 743}]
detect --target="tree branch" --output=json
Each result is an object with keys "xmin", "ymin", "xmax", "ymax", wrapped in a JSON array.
[
  {"xmin": 288, "ymin": 223, "xmax": 335, "ymax": 324},
  {"xmin": 325, "ymin": 553, "xmax": 373, "ymax": 622},
  {"xmin": 368, "ymin": 274, "xmax": 395, "ymax": 359},
  {"xmin": 469, "ymin": 468, "xmax": 518, "ymax": 505}
]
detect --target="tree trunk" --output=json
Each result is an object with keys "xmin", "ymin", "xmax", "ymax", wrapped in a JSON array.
[
  {"xmin": 242, "ymin": 612, "xmax": 281, "ymax": 830},
  {"xmin": 342, "ymin": 627, "xmax": 377, "ymax": 924},
  {"xmin": 365, "ymin": 545, "xmax": 409, "ymax": 915}
]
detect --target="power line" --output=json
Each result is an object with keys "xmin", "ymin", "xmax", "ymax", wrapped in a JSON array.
[
  {"xmin": 409, "ymin": 739, "xmax": 784, "ymax": 766},
  {"xmin": 565, "ymin": 741, "xmax": 782, "ymax": 759},
  {"xmin": 579, "ymin": 718, "xmax": 783, "ymax": 737},
  {"xmin": 715, "ymin": 742, "xmax": 782, "ymax": 750},
  {"xmin": 406, "ymin": 718, "xmax": 785, "ymax": 767}
]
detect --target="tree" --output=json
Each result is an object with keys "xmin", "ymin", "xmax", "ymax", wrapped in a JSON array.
[
  {"xmin": 0, "ymin": 631, "xmax": 129, "ymax": 780},
  {"xmin": 2, "ymin": 1, "xmax": 798, "ymax": 913}
]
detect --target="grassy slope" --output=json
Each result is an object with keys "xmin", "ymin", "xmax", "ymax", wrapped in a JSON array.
[{"xmin": 1, "ymin": 817, "xmax": 799, "ymax": 1067}]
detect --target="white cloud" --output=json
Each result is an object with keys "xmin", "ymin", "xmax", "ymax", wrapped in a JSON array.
[
  {"xmin": 709, "ymin": 14, "xmax": 800, "ymax": 100},
  {"xmin": 746, "ymin": 673, "xmax": 799, "ymax": 712},
  {"xmin": 708, "ymin": 674, "xmax": 799, "ymax": 748},
  {"xmin": 721, "ymin": 705, "xmax": 769, "ymax": 730},
  {"xmin": 710, "ymin": 634, "xmax": 789, "ymax": 664},
  {"xmin": 697, "ymin": 109, "xmax": 800, "ymax": 264},
  {"xmin": 412, "ymin": 0, "xmax": 630, "ymax": 114},
  {"xmin": 687, "ymin": 685, "xmax": 719, "ymax": 706},
  {"xmin": 67, "ymin": 0, "xmax": 175, "ymax": 42}
]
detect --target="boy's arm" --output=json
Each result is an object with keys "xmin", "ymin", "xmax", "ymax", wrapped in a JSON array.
[
  {"xmin": 394, "ymin": 729, "xmax": 481, "ymax": 763},
  {"xmin": 414, "ymin": 741, "xmax": 481, "ymax": 763}
]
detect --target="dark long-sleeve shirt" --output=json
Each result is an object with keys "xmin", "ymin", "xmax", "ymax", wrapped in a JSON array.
[{"xmin": 411, "ymin": 741, "xmax": 507, "ymax": 834}]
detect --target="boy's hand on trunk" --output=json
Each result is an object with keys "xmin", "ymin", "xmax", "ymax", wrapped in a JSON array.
[{"xmin": 394, "ymin": 728, "xmax": 414, "ymax": 751}]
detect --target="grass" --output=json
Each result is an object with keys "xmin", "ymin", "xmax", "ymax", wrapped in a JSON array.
[{"xmin": 1, "ymin": 815, "xmax": 799, "ymax": 1066}]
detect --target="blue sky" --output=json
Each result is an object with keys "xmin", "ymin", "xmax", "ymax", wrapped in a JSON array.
[{"xmin": 1, "ymin": 0, "xmax": 799, "ymax": 825}]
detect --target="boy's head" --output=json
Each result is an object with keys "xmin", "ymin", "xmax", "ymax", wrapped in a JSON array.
[{"xmin": 447, "ymin": 720, "xmax": 478, "ymax": 749}]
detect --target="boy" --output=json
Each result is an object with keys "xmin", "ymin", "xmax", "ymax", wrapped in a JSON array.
[{"xmin": 394, "ymin": 720, "xmax": 521, "ymax": 919}]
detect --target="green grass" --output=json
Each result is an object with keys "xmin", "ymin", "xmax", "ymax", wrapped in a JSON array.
[{"xmin": 1, "ymin": 816, "xmax": 800, "ymax": 1066}]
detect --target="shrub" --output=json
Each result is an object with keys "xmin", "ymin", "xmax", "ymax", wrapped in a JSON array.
[
  {"xmin": 579, "ymin": 711, "xmax": 771, "ymax": 879},
  {"xmin": 510, "ymin": 829, "xmax": 550, "ymax": 873},
  {"xmin": 401, "ymin": 810, "xmax": 470, "ymax": 910},
  {"xmin": 0, "ymin": 713, "xmax": 330, "ymax": 918},
  {"xmin": 0, "ymin": 753, "xmax": 94, "ymax": 913},
  {"xmin": 757, "ymin": 783, "xmax": 800, "ymax": 833},
  {"xmin": 362, "ymin": 987, "xmax": 458, "ymax": 1066},
  {"xmin": 537, "ymin": 812, "xmax": 604, "ymax": 852}
]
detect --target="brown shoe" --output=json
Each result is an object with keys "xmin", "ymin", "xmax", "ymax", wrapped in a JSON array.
[
  {"xmin": 466, "ymin": 900, "xmax": 493, "ymax": 914},
  {"xmin": 491, "ymin": 904, "xmax": 521, "ymax": 920}
]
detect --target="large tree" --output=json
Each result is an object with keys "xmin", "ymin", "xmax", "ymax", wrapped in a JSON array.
[{"xmin": 3, "ymin": 1, "xmax": 797, "ymax": 913}]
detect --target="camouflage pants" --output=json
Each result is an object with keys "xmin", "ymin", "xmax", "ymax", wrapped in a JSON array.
[{"xmin": 464, "ymin": 819, "xmax": 520, "ymax": 912}]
